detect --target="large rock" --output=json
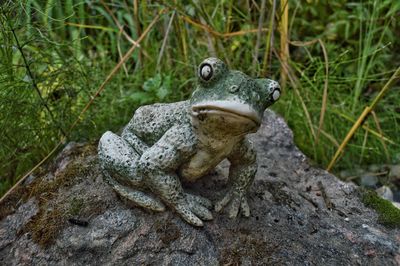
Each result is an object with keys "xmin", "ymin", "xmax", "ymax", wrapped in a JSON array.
[{"xmin": 1, "ymin": 110, "xmax": 399, "ymax": 265}]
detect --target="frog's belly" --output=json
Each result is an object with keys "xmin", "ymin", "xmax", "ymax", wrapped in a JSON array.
[{"xmin": 179, "ymin": 150, "xmax": 225, "ymax": 181}]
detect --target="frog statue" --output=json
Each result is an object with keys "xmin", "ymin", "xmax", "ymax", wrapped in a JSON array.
[{"xmin": 98, "ymin": 57, "xmax": 280, "ymax": 226}]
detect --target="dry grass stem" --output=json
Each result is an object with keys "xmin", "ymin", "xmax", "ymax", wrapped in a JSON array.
[
  {"xmin": 100, "ymin": 0, "xmax": 140, "ymax": 46},
  {"xmin": 64, "ymin": 22, "xmax": 116, "ymax": 32},
  {"xmin": 359, "ymin": 129, "xmax": 369, "ymax": 164},
  {"xmin": 371, "ymin": 111, "xmax": 390, "ymax": 162},
  {"xmin": 253, "ymin": 0, "xmax": 267, "ymax": 73},
  {"xmin": 157, "ymin": 11, "xmax": 176, "ymax": 72},
  {"xmin": 316, "ymin": 39, "xmax": 329, "ymax": 144},
  {"xmin": 262, "ymin": 0, "xmax": 277, "ymax": 75},
  {"xmin": 179, "ymin": 15, "xmax": 268, "ymax": 38},
  {"xmin": 273, "ymin": 48, "xmax": 316, "ymax": 140},
  {"xmin": 117, "ymin": 27, "xmax": 129, "ymax": 76},
  {"xmin": 334, "ymin": 111, "xmax": 395, "ymax": 145},
  {"xmin": 312, "ymin": 125, "xmax": 339, "ymax": 147},
  {"xmin": 327, "ymin": 66, "xmax": 400, "ymax": 171},
  {"xmin": 279, "ymin": 0, "xmax": 289, "ymax": 89}
]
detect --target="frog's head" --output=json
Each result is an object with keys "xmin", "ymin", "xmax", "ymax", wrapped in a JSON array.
[{"xmin": 190, "ymin": 57, "xmax": 280, "ymax": 137}]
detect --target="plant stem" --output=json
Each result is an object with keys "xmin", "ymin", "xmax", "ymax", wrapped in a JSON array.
[{"xmin": 10, "ymin": 26, "xmax": 67, "ymax": 137}]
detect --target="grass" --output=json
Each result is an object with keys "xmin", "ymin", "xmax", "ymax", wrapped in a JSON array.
[{"xmin": 0, "ymin": 0, "xmax": 400, "ymax": 198}]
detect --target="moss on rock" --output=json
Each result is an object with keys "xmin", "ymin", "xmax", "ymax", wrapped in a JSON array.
[
  {"xmin": 1, "ymin": 142, "xmax": 106, "ymax": 247},
  {"xmin": 361, "ymin": 189, "xmax": 400, "ymax": 228}
]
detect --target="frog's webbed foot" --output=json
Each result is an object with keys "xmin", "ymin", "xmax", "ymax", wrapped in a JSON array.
[
  {"xmin": 103, "ymin": 171, "xmax": 166, "ymax": 212},
  {"xmin": 215, "ymin": 190, "xmax": 250, "ymax": 218},
  {"xmin": 173, "ymin": 193, "xmax": 213, "ymax": 227},
  {"xmin": 186, "ymin": 193, "xmax": 213, "ymax": 209}
]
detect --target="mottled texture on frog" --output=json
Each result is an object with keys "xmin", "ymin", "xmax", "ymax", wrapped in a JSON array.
[{"xmin": 98, "ymin": 57, "xmax": 280, "ymax": 226}]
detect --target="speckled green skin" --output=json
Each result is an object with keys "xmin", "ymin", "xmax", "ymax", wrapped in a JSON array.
[{"xmin": 98, "ymin": 58, "xmax": 280, "ymax": 226}]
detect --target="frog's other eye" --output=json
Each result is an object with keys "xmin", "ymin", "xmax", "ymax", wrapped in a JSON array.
[
  {"xmin": 272, "ymin": 89, "xmax": 280, "ymax": 101},
  {"xmin": 268, "ymin": 80, "xmax": 280, "ymax": 102},
  {"xmin": 199, "ymin": 63, "xmax": 213, "ymax": 81}
]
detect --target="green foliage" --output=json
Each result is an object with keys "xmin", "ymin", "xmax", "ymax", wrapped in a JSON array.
[
  {"xmin": 277, "ymin": 0, "xmax": 400, "ymax": 169},
  {"xmin": 361, "ymin": 189, "xmax": 400, "ymax": 228},
  {"xmin": 131, "ymin": 73, "xmax": 174, "ymax": 104},
  {"xmin": 0, "ymin": 0, "xmax": 400, "ymax": 196}
]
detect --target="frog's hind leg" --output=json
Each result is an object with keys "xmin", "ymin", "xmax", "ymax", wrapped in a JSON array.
[
  {"xmin": 98, "ymin": 131, "xmax": 165, "ymax": 212},
  {"xmin": 102, "ymin": 171, "xmax": 165, "ymax": 212}
]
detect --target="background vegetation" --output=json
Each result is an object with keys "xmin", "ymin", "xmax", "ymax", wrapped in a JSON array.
[{"xmin": 1, "ymin": 0, "xmax": 399, "ymax": 197}]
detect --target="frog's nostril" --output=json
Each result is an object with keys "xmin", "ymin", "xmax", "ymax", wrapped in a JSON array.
[{"xmin": 229, "ymin": 85, "xmax": 239, "ymax": 93}]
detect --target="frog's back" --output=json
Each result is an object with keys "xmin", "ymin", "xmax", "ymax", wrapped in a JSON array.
[{"xmin": 124, "ymin": 100, "xmax": 190, "ymax": 145}]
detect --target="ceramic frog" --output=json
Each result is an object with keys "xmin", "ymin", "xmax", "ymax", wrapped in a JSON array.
[{"xmin": 98, "ymin": 57, "xmax": 280, "ymax": 226}]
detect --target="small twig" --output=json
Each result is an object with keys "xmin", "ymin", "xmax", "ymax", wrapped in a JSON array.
[
  {"xmin": 157, "ymin": 11, "xmax": 175, "ymax": 72},
  {"xmin": 262, "ymin": 0, "xmax": 276, "ymax": 75},
  {"xmin": 179, "ymin": 15, "xmax": 268, "ymax": 38},
  {"xmin": 200, "ymin": 16, "xmax": 216, "ymax": 57},
  {"xmin": 312, "ymin": 125, "xmax": 339, "ymax": 147},
  {"xmin": 316, "ymin": 39, "xmax": 329, "ymax": 145},
  {"xmin": 99, "ymin": 0, "xmax": 140, "ymax": 47},
  {"xmin": 359, "ymin": 128, "xmax": 369, "ymax": 164},
  {"xmin": 371, "ymin": 110, "xmax": 390, "ymax": 162},
  {"xmin": 117, "ymin": 27, "xmax": 129, "ymax": 76},
  {"xmin": 252, "ymin": 0, "xmax": 266, "ymax": 74},
  {"xmin": 289, "ymin": 39, "xmax": 318, "ymax": 46},
  {"xmin": 133, "ymin": 0, "xmax": 142, "ymax": 67},
  {"xmin": 64, "ymin": 22, "xmax": 116, "ymax": 32}
]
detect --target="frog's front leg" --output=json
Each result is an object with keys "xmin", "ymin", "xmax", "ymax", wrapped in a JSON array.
[
  {"xmin": 215, "ymin": 138, "xmax": 257, "ymax": 218},
  {"xmin": 138, "ymin": 125, "xmax": 213, "ymax": 227}
]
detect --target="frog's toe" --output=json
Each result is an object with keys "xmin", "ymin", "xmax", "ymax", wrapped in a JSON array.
[
  {"xmin": 127, "ymin": 190, "xmax": 166, "ymax": 212},
  {"xmin": 104, "ymin": 172, "xmax": 165, "ymax": 212},
  {"xmin": 189, "ymin": 202, "xmax": 213, "ymax": 221},
  {"xmin": 215, "ymin": 191, "xmax": 232, "ymax": 212},
  {"xmin": 215, "ymin": 191, "xmax": 250, "ymax": 218},
  {"xmin": 175, "ymin": 204, "xmax": 204, "ymax": 227},
  {"xmin": 240, "ymin": 197, "xmax": 250, "ymax": 217},
  {"xmin": 228, "ymin": 195, "xmax": 240, "ymax": 218},
  {"xmin": 185, "ymin": 193, "xmax": 213, "ymax": 209}
]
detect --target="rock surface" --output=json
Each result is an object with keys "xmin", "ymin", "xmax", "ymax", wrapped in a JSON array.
[{"xmin": 1, "ymin": 110, "xmax": 399, "ymax": 265}]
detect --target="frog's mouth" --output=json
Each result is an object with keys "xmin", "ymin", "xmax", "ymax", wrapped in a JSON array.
[{"xmin": 190, "ymin": 100, "xmax": 261, "ymax": 125}]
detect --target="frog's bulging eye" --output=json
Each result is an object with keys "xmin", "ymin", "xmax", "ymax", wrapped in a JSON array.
[
  {"xmin": 200, "ymin": 64, "xmax": 213, "ymax": 81},
  {"xmin": 272, "ymin": 89, "xmax": 280, "ymax": 101}
]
